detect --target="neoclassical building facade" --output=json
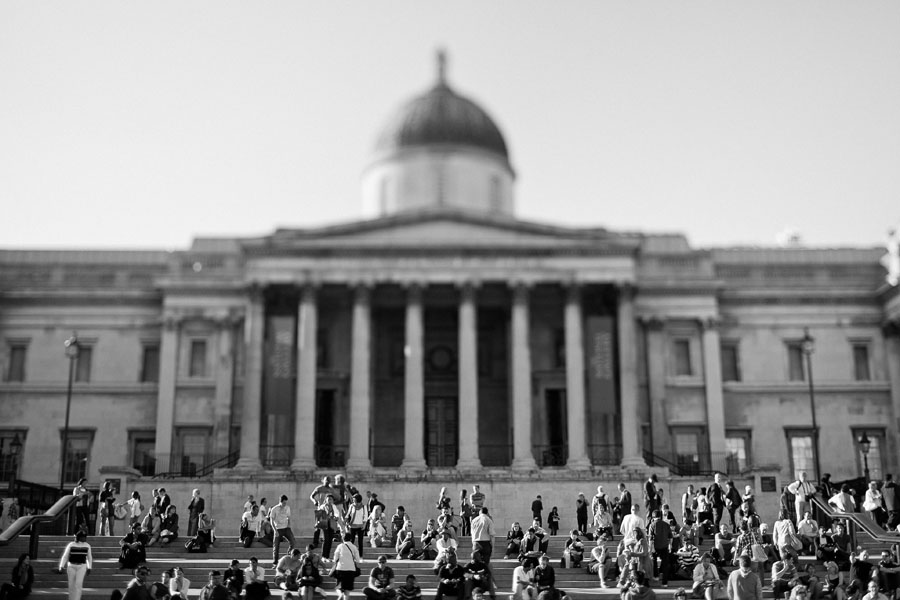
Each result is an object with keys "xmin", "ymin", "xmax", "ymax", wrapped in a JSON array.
[{"xmin": 2, "ymin": 57, "xmax": 899, "ymax": 498}]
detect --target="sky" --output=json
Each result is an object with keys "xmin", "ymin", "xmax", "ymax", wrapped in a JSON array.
[{"xmin": 1, "ymin": 1, "xmax": 898, "ymax": 251}]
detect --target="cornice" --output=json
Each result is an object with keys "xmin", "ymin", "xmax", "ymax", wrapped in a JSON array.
[{"xmin": 722, "ymin": 381, "xmax": 891, "ymax": 394}]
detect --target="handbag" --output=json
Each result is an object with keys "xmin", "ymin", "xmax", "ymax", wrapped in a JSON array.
[
  {"xmin": 789, "ymin": 533, "xmax": 803, "ymax": 551},
  {"xmin": 750, "ymin": 543, "xmax": 767, "ymax": 562}
]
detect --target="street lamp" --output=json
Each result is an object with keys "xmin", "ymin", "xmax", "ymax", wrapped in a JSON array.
[
  {"xmin": 1, "ymin": 433, "xmax": 22, "ymax": 495},
  {"xmin": 801, "ymin": 328, "xmax": 822, "ymax": 481},
  {"xmin": 859, "ymin": 431, "xmax": 871, "ymax": 481},
  {"xmin": 60, "ymin": 334, "xmax": 79, "ymax": 494}
]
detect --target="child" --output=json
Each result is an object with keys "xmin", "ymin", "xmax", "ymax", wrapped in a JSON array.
[
  {"xmin": 397, "ymin": 574, "xmax": 422, "ymax": 600},
  {"xmin": 548, "ymin": 507, "xmax": 560, "ymax": 536}
]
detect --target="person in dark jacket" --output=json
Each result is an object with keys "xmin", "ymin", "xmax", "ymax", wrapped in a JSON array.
[{"xmin": 0, "ymin": 554, "xmax": 33, "ymax": 600}]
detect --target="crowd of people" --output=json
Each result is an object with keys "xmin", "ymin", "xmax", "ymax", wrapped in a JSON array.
[{"xmin": 6, "ymin": 471, "xmax": 900, "ymax": 600}]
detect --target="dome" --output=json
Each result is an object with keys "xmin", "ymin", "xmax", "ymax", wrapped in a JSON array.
[{"xmin": 374, "ymin": 53, "xmax": 510, "ymax": 161}]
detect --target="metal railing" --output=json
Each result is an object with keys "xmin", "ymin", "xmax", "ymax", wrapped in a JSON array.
[
  {"xmin": 261, "ymin": 445, "xmax": 294, "ymax": 469},
  {"xmin": 643, "ymin": 450, "xmax": 746, "ymax": 477},
  {"xmin": 535, "ymin": 444, "xmax": 568, "ymax": 467},
  {"xmin": 588, "ymin": 444, "xmax": 622, "ymax": 466},
  {"xmin": 0, "ymin": 494, "xmax": 80, "ymax": 559},
  {"xmin": 315, "ymin": 444, "xmax": 348, "ymax": 468},
  {"xmin": 809, "ymin": 494, "xmax": 899, "ymax": 550},
  {"xmin": 152, "ymin": 452, "xmax": 239, "ymax": 478}
]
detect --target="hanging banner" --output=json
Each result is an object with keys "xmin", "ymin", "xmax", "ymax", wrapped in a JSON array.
[{"xmin": 586, "ymin": 316, "xmax": 616, "ymax": 415}]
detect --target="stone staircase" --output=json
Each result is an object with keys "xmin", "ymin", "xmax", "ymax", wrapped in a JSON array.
[{"xmin": 1, "ymin": 531, "xmax": 895, "ymax": 600}]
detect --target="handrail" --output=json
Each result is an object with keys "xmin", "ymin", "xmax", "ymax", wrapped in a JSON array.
[
  {"xmin": 0, "ymin": 494, "xmax": 79, "ymax": 559},
  {"xmin": 810, "ymin": 494, "xmax": 899, "ymax": 545}
]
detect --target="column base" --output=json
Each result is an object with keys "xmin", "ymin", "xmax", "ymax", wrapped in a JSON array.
[
  {"xmin": 345, "ymin": 457, "xmax": 372, "ymax": 470},
  {"xmin": 455, "ymin": 458, "xmax": 483, "ymax": 471},
  {"xmin": 399, "ymin": 458, "xmax": 428, "ymax": 471},
  {"xmin": 290, "ymin": 458, "xmax": 317, "ymax": 472},
  {"xmin": 511, "ymin": 456, "xmax": 538, "ymax": 471},
  {"xmin": 619, "ymin": 455, "xmax": 648, "ymax": 468},
  {"xmin": 565, "ymin": 456, "xmax": 592, "ymax": 470},
  {"xmin": 233, "ymin": 457, "xmax": 263, "ymax": 471}
]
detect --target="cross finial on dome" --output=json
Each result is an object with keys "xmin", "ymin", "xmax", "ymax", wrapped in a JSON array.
[{"xmin": 436, "ymin": 48, "xmax": 447, "ymax": 85}]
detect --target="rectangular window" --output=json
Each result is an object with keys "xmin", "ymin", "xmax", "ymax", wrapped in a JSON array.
[
  {"xmin": 7, "ymin": 345, "xmax": 26, "ymax": 382},
  {"xmin": 140, "ymin": 344, "xmax": 160, "ymax": 383},
  {"xmin": 0, "ymin": 432, "xmax": 25, "ymax": 481},
  {"xmin": 725, "ymin": 431, "xmax": 750, "ymax": 473},
  {"xmin": 129, "ymin": 431, "xmax": 156, "ymax": 476},
  {"xmin": 853, "ymin": 344, "xmax": 871, "ymax": 381},
  {"xmin": 61, "ymin": 431, "xmax": 93, "ymax": 484},
  {"xmin": 673, "ymin": 430, "xmax": 701, "ymax": 476},
  {"xmin": 720, "ymin": 342, "xmax": 741, "ymax": 382},
  {"xmin": 74, "ymin": 346, "xmax": 93, "ymax": 382},
  {"xmin": 176, "ymin": 427, "xmax": 211, "ymax": 477},
  {"xmin": 787, "ymin": 343, "xmax": 805, "ymax": 381},
  {"xmin": 786, "ymin": 429, "xmax": 815, "ymax": 480},
  {"xmin": 672, "ymin": 339, "xmax": 692, "ymax": 376},
  {"xmin": 188, "ymin": 340, "xmax": 207, "ymax": 378},
  {"xmin": 853, "ymin": 429, "xmax": 884, "ymax": 481}
]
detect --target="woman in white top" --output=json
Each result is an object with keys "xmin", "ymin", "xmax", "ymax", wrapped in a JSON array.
[
  {"xmin": 772, "ymin": 509, "xmax": 799, "ymax": 560},
  {"xmin": 368, "ymin": 504, "xmax": 387, "ymax": 548},
  {"xmin": 57, "ymin": 531, "xmax": 93, "ymax": 600},
  {"xmin": 168, "ymin": 566, "xmax": 191, "ymax": 599},
  {"xmin": 126, "ymin": 491, "xmax": 143, "ymax": 527},
  {"xmin": 863, "ymin": 481, "xmax": 887, "ymax": 527},
  {"xmin": 332, "ymin": 532, "xmax": 362, "ymax": 600},
  {"xmin": 345, "ymin": 493, "xmax": 369, "ymax": 556}
]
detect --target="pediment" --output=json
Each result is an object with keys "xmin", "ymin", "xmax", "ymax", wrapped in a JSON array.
[{"xmin": 257, "ymin": 210, "xmax": 637, "ymax": 254}]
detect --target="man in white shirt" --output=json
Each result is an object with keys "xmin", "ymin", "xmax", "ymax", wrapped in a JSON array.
[
  {"xmin": 268, "ymin": 495, "xmax": 295, "ymax": 568},
  {"xmin": 796, "ymin": 512, "xmax": 819, "ymax": 556},
  {"xmin": 243, "ymin": 557, "xmax": 268, "ymax": 600},
  {"xmin": 471, "ymin": 507, "xmax": 495, "ymax": 564},
  {"xmin": 241, "ymin": 504, "xmax": 263, "ymax": 548},
  {"xmin": 619, "ymin": 504, "xmax": 646, "ymax": 542},
  {"xmin": 787, "ymin": 472, "xmax": 816, "ymax": 527}
]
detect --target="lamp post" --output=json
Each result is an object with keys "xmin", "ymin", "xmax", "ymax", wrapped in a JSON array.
[
  {"xmin": 1, "ymin": 433, "xmax": 23, "ymax": 495},
  {"xmin": 801, "ymin": 328, "xmax": 822, "ymax": 481},
  {"xmin": 859, "ymin": 431, "xmax": 871, "ymax": 481},
  {"xmin": 60, "ymin": 334, "xmax": 79, "ymax": 494}
]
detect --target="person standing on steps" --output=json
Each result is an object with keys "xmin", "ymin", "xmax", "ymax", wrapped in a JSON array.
[
  {"xmin": 57, "ymin": 531, "xmax": 93, "ymax": 600},
  {"xmin": 187, "ymin": 489, "xmax": 205, "ymax": 537}
]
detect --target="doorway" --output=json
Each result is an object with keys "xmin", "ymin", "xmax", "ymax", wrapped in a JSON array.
[{"xmin": 425, "ymin": 396, "xmax": 458, "ymax": 467}]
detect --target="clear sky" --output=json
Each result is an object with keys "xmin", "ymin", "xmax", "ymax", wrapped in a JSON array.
[{"xmin": 1, "ymin": 1, "xmax": 898, "ymax": 250}]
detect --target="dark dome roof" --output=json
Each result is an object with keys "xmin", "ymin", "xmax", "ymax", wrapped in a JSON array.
[{"xmin": 375, "ymin": 81, "xmax": 509, "ymax": 160}]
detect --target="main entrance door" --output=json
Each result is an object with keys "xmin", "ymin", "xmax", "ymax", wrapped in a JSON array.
[
  {"xmin": 425, "ymin": 396, "xmax": 458, "ymax": 467},
  {"xmin": 543, "ymin": 389, "xmax": 568, "ymax": 466}
]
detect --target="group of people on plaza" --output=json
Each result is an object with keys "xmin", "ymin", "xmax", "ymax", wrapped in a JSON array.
[{"xmin": 12, "ymin": 470, "xmax": 900, "ymax": 600}]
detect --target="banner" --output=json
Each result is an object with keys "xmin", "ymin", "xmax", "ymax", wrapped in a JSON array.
[{"xmin": 586, "ymin": 316, "xmax": 616, "ymax": 415}]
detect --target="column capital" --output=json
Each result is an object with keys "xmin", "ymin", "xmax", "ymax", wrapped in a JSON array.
[
  {"xmin": 161, "ymin": 311, "xmax": 188, "ymax": 331},
  {"xmin": 618, "ymin": 282, "xmax": 636, "ymax": 302},
  {"xmin": 640, "ymin": 316, "xmax": 666, "ymax": 331},
  {"xmin": 455, "ymin": 279, "xmax": 482, "ymax": 293},
  {"xmin": 564, "ymin": 280, "xmax": 583, "ymax": 302},
  {"xmin": 700, "ymin": 317, "xmax": 722, "ymax": 332}
]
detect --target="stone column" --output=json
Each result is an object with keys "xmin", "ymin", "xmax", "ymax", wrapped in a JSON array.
[
  {"xmin": 884, "ymin": 322, "xmax": 900, "ymax": 439},
  {"xmin": 346, "ymin": 284, "xmax": 372, "ymax": 470},
  {"xmin": 564, "ymin": 284, "xmax": 590, "ymax": 469},
  {"xmin": 643, "ymin": 317, "xmax": 669, "ymax": 457},
  {"xmin": 212, "ymin": 315, "xmax": 236, "ymax": 457},
  {"xmin": 235, "ymin": 288, "xmax": 264, "ymax": 470},
  {"xmin": 457, "ymin": 282, "xmax": 483, "ymax": 470},
  {"xmin": 618, "ymin": 284, "xmax": 646, "ymax": 467},
  {"xmin": 154, "ymin": 314, "xmax": 180, "ymax": 466},
  {"xmin": 701, "ymin": 318, "xmax": 727, "ymax": 459},
  {"xmin": 511, "ymin": 283, "xmax": 537, "ymax": 471},
  {"xmin": 401, "ymin": 284, "xmax": 427, "ymax": 471},
  {"xmin": 291, "ymin": 285, "xmax": 318, "ymax": 471}
]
